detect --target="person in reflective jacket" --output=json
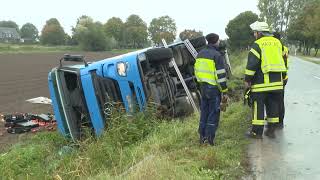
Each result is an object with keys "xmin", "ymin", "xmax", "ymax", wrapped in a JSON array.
[
  {"xmin": 244, "ymin": 21, "xmax": 287, "ymax": 139},
  {"xmin": 195, "ymin": 33, "xmax": 228, "ymax": 145},
  {"xmin": 273, "ymin": 32, "xmax": 289, "ymax": 129}
]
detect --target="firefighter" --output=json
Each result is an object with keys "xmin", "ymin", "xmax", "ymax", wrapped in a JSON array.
[
  {"xmin": 273, "ymin": 32, "xmax": 289, "ymax": 129},
  {"xmin": 218, "ymin": 40, "xmax": 232, "ymax": 79},
  {"xmin": 195, "ymin": 33, "xmax": 228, "ymax": 145},
  {"xmin": 244, "ymin": 21, "xmax": 287, "ymax": 139}
]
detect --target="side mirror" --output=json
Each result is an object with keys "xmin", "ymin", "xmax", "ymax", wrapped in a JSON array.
[
  {"xmin": 59, "ymin": 54, "xmax": 88, "ymax": 67},
  {"xmin": 63, "ymin": 54, "xmax": 84, "ymax": 62}
]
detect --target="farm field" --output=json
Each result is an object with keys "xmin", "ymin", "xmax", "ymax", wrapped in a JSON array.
[{"xmin": 0, "ymin": 52, "xmax": 122, "ymax": 151}]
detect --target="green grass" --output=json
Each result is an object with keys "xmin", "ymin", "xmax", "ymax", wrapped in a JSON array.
[
  {"xmin": 229, "ymin": 51, "xmax": 247, "ymax": 77},
  {"xmin": 0, "ymin": 43, "xmax": 136, "ymax": 54},
  {"xmin": 0, "ymin": 104, "xmax": 250, "ymax": 180},
  {"xmin": 0, "ymin": 43, "xmax": 81, "ymax": 54},
  {"xmin": 0, "ymin": 52, "xmax": 251, "ymax": 179},
  {"xmin": 227, "ymin": 51, "xmax": 248, "ymax": 101},
  {"xmin": 298, "ymin": 55, "xmax": 320, "ymax": 65}
]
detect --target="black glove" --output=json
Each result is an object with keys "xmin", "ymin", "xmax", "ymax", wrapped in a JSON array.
[{"xmin": 244, "ymin": 88, "xmax": 252, "ymax": 107}]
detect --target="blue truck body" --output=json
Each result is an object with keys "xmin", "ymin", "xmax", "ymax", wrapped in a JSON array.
[{"xmin": 48, "ymin": 38, "xmax": 207, "ymax": 141}]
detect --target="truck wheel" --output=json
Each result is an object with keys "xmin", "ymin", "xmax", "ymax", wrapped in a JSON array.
[
  {"xmin": 145, "ymin": 48, "xmax": 173, "ymax": 64},
  {"xmin": 189, "ymin": 36, "xmax": 206, "ymax": 49}
]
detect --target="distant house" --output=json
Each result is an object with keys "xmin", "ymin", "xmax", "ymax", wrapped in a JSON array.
[
  {"xmin": 21, "ymin": 37, "xmax": 36, "ymax": 44},
  {"xmin": 0, "ymin": 27, "xmax": 21, "ymax": 42}
]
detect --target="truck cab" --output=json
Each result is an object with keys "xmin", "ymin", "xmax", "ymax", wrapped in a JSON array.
[{"xmin": 48, "ymin": 37, "xmax": 207, "ymax": 141}]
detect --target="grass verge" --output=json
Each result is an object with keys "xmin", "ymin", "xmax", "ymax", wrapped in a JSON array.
[
  {"xmin": 0, "ymin": 43, "xmax": 136, "ymax": 54},
  {"xmin": 298, "ymin": 55, "xmax": 320, "ymax": 65},
  {"xmin": 0, "ymin": 51, "xmax": 251, "ymax": 179},
  {"xmin": 0, "ymin": 43, "xmax": 81, "ymax": 54}
]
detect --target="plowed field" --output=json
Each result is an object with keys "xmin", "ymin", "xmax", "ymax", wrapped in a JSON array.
[{"xmin": 0, "ymin": 52, "xmax": 120, "ymax": 151}]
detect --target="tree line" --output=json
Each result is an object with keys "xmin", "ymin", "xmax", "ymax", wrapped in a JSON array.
[
  {"xmin": 0, "ymin": 15, "xmax": 203, "ymax": 51},
  {"xmin": 225, "ymin": 0, "xmax": 319, "ymax": 56}
]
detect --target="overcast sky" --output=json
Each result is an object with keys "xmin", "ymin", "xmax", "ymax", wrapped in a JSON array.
[{"xmin": 1, "ymin": 0, "xmax": 259, "ymax": 39}]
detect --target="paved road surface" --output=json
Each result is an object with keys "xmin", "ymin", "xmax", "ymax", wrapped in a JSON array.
[{"xmin": 248, "ymin": 56, "xmax": 320, "ymax": 180}]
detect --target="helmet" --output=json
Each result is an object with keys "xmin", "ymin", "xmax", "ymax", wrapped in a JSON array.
[{"xmin": 250, "ymin": 21, "xmax": 270, "ymax": 32}]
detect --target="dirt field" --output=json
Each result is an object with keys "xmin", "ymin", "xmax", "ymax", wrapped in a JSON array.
[{"xmin": 0, "ymin": 52, "xmax": 121, "ymax": 151}]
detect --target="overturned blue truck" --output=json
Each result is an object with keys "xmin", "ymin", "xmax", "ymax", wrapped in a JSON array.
[{"xmin": 48, "ymin": 37, "xmax": 231, "ymax": 141}]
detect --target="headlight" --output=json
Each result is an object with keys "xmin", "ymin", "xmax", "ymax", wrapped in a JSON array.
[{"xmin": 117, "ymin": 62, "xmax": 127, "ymax": 76}]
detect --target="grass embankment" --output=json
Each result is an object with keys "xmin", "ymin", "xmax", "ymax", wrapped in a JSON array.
[
  {"xmin": 0, "ymin": 43, "xmax": 135, "ymax": 54},
  {"xmin": 298, "ymin": 56, "xmax": 320, "ymax": 65},
  {"xmin": 0, "ymin": 52, "xmax": 251, "ymax": 179},
  {"xmin": 0, "ymin": 43, "xmax": 80, "ymax": 54}
]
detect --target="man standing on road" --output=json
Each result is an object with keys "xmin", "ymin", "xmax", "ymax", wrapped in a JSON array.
[
  {"xmin": 244, "ymin": 22, "xmax": 287, "ymax": 139},
  {"xmin": 195, "ymin": 33, "xmax": 228, "ymax": 145},
  {"xmin": 273, "ymin": 32, "xmax": 289, "ymax": 129}
]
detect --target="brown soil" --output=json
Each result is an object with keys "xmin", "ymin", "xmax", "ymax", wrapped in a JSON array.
[{"xmin": 0, "ymin": 52, "xmax": 120, "ymax": 151}]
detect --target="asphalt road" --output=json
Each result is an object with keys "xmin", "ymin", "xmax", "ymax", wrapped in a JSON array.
[{"xmin": 247, "ymin": 56, "xmax": 320, "ymax": 180}]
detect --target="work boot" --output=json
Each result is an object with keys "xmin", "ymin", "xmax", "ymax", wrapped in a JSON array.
[
  {"xmin": 245, "ymin": 131, "xmax": 262, "ymax": 139},
  {"xmin": 264, "ymin": 129, "xmax": 276, "ymax": 138},
  {"xmin": 207, "ymin": 137, "xmax": 215, "ymax": 146},
  {"xmin": 208, "ymin": 140, "xmax": 215, "ymax": 146},
  {"xmin": 275, "ymin": 122, "xmax": 284, "ymax": 129},
  {"xmin": 199, "ymin": 136, "xmax": 207, "ymax": 145}
]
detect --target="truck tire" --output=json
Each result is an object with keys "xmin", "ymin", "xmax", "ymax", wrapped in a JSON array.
[
  {"xmin": 189, "ymin": 36, "xmax": 206, "ymax": 49},
  {"xmin": 145, "ymin": 48, "xmax": 173, "ymax": 64}
]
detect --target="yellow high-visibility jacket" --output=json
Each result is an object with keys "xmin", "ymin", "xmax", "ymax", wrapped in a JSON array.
[
  {"xmin": 195, "ymin": 44, "xmax": 228, "ymax": 93},
  {"xmin": 245, "ymin": 36, "xmax": 287, "ymax": 92}
]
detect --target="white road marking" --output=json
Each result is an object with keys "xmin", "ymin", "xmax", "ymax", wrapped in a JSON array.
[{"xmin": 314, "ymin": 76, "xmax": 320, "ymax": 80}]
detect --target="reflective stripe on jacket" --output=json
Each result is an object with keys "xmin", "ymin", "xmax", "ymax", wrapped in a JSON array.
[
  {"xmin": 245, "ymin": 36, "xmax": 285, "ymax": 92},
  {"xmin": 254, "ymin": 36, "xmax": 287, "ymax": 73},
  {"xmin": 283, "ymin": 45, "xmax": 289, "ymax": 81},
  {"xmin": 195, "ymin": 44, "xmax": 228, "ymax": 93},
  {"xmin": 194, "ymin": 58, "xmax": 217, "ymax": 85}
]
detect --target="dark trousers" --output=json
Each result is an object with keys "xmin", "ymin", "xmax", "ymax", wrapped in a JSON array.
[
  {"xmin": 251, "ymin": 91, "xmax": 282, "ymax": 135},
  {"xmin": 279, "ymin": 90, "xmax": 285, "ymax": 125},
  {"xmin": 199, "ymin": 84, "xmax": 221, "ymax": 144}
]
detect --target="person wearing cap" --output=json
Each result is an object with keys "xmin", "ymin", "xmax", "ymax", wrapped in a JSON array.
[
  {"xmin": 273, "ymin": 32, "xmax": 289, "ymax": 129},
  {"xmin": 194, "ymin": 33, "xmax": 228, "ymax": 145},
  {"xmin": 244, "ymin": 21, "xmax": 287, "ymax": 139}
]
